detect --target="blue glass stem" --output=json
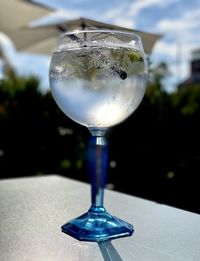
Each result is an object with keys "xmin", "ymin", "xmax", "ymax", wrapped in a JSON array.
[
  {"xmin": 61, "ymin": 129, "xmax": 134, "ymax": 242},
  {"xmin": 88, "ymin": 135, "xmax": 108, "ymax": 208}
]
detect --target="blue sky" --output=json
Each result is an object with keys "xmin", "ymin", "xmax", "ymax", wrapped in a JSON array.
[{"xmin": 1, "ymin": 0, "xmax": 200, "ymax": 92}]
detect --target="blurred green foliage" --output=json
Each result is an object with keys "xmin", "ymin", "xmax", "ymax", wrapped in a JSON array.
[
  {"xmin": 0, "ymin": 71, "xmax": 89, "ymax": 180},
  {"xmin": 0, "ymin": 66, "xmax": 200, "ymax": 213}
]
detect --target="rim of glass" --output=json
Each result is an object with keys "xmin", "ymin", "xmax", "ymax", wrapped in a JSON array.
[{"xmin": 59, "ymin": 29, "xmax": 141, "ymax": 41}]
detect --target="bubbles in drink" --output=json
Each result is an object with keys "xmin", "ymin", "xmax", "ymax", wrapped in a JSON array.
[{"xmin": 49, "ymin": 46, "xmax": 147, "ymax": 128}]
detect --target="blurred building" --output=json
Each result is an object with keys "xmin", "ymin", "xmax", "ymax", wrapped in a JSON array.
[{"xmin": 179, "ymin": 48, "xmax": 200, "ymax": 88}]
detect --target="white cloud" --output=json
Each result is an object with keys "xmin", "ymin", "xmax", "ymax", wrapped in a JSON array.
[
  {"xmin": 169, "ymin": 61, "xmax": 190, "ymax": 81},
  {"xmin": 152, "ymin": 26, "xmax": 200, "ymax": 77},
  {"xmin": 150, "ymin": 4, "xmax": 200, "ymax": 89},
  {"xmin": 14, "ymin": 53, "xmax": 50, "ymax": 92},
  {"xmin": 104, "ymin": 5, "xmax": 127, "ymax": 19},
  {"xmin": 153, "ymin": 40, "xmax": 177, "ymax": 58},
  {"xmin": 103, "ymin": 0, "xmax": 178, "ymax": 30},
  {"xmin": 151, "ymin": 38, "xmax": 199, "ymax": 88},
  {"xmin": 128, "ymin": 0, "xmax": 178, "ymax": 17},
  {"xmin": 156, "ymin": 7, "xmax": 200, "ymax": 32},
  {"xmin": 183, "ymin": 8, "xmax": 200, "ymax": 22},
  {"xmin": 157, "ymin": 19, "xmax": 193, "ymax": 31},
  {"xmin": 161, "ymin": 59, "xmax": 190, "ymax": 92},
  {"xmin": 103, "ymin": 4, "xmax": 136, "ymax": 29},
  {"xmin": 152, "ymin": 39, "xmax": 198, "ymax": 68}
]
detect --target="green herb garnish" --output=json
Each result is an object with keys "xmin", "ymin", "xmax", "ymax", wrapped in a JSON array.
[{"xmin": 128, "ymin": 50, "xmax": 144, "ymax": 62}]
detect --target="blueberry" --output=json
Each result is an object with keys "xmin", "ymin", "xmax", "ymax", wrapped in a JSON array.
[
  {"xmin": 118, "ymin": 69, "xmax": 127, "ymax": 80},
  {"xmin": 111, "ymin": 66, "xmax": 127, "ymax": 80}
]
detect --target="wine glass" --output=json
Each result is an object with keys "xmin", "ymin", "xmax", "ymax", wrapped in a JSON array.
[{"xmin": 49, "ymin": 30, "xmax": 148, "ymax": 242}]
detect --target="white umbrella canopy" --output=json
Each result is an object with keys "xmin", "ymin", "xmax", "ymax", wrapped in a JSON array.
[
  {"xmin": 48, "ymin": 17, "xmax": 162, "ymax": 54},
  {"xmin": 0, "ymin": 0, "xmax": 51, "ymax": 33},
  {"xmin": 0, "ymin": 0, "xmax": 53, "ymax": 57},
  {"xmin": 0, "ymin": 0, "xmax": 53, "ymax": 71},
  {"xmin": 6, "ymin": 27, "xmax": 59, "ymax": 54},
  {"xmin": 8, "ymin": 17, "xmax": 161, "ymax": 55}
]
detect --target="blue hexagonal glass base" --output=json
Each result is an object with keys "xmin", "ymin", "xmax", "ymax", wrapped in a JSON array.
[{"xmin": 61, "ymin": 206, "xmax": 134, "ymax": 242}]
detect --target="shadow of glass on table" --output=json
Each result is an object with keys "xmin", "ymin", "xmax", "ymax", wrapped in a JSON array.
[
  {"xmin": 71, "ymin": 239, "xmax": 123, "ymax": 260},
  {"xmin": 98, "ymin": 240, "xmax": 123, "ymax": 261}
]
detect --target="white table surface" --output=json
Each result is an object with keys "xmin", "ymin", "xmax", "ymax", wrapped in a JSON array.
[{"xmin": 0, "ymin": 175, "xmax": 200, "ymax": 261}]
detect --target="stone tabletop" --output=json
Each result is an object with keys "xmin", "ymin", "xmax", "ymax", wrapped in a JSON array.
[{"xmin": 0, "ymin": 175, "xmax": 200, "ymax": 261}]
